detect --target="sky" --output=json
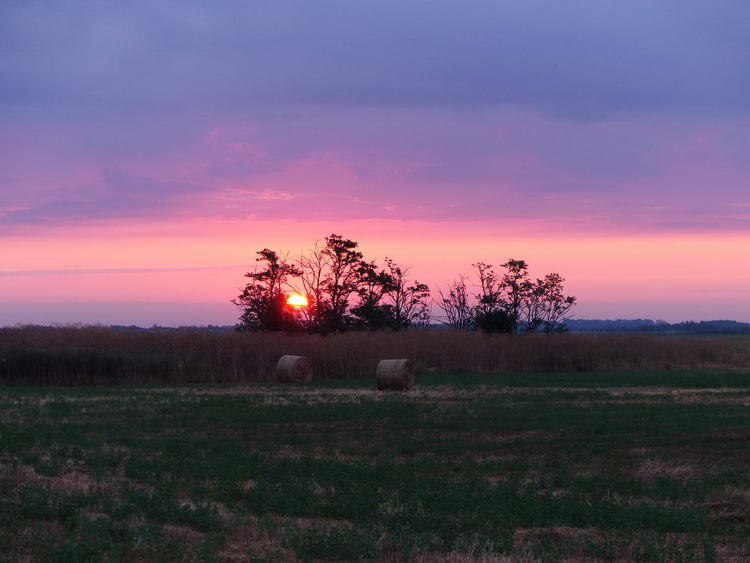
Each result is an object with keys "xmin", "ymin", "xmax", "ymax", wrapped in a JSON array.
[{"xmin": 2, "ymin": 0, "xmax": 750, "ymax": 325}]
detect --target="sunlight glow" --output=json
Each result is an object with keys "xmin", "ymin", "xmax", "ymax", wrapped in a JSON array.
[{"xmin": 286, "ymin": 294, "xmax": 308, "ymax": 308}]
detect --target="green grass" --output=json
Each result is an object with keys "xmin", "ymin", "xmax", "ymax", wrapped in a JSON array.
[{"xmin": 2, "ymin": 370, "xmax": 750, "ymax": 561}]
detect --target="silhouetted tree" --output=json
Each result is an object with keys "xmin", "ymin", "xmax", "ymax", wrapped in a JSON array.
[
  {"xmin": 295, "ymin": 240, "xmax": 327, "ymax": 330},
  {"xmin": 472, "ymin": 262, "xmax": 513, "ymax": 333},
  {"xmin": 517, "ymin": 278, "xmax": 543, "ymax": 333},
  {"xmin": 233, "ymin": 249, "xmax": 302, "ymax": 331},
  {"xmin": 474, "ymin": 309, "xmax": 515, "ymax": 333},
  {"xmin": 441, "ymin": 259, "xmax": 576, "ymax": 334},
  {"xmin": 538, "ymin": 273, "xmax": 576, "ymax": 333},
  {"xmin": 436, "ymin": 275, "xmax": 473, "ymax": 331},
  {"xmin": 234, "ymin": 238, "xmax": 576, "ymax": 335},
  {"xmin": 296, "ymin": 234, "xmax": 372, "ymax": 332},
  {"xmin": 383, "ymin": 258, "xmax": 431, "ymax": 329},
  {"xmin": 500, "ymin": 259, "xmax": 532, "ymax": 333},
  {"xmin": 350, "ymin": 258, "xmax": 430, "ymax": 330},
  {"xmin": 350, "ymin": 263, "xmax": 395, "ymax": 330},
  {"xmin": 473, "ymin": 262, "xmax": 504, "ymax": 316},
  {"xmin": 324, "ymin": 234, "xmax": 368, "ymax": 329}
]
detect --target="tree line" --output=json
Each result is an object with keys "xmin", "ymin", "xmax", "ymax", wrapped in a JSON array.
[
  {"xmin": 436, "ymin": 261, "xmax": 575, "ymax": 334},
  {"xmin": 234, "ymin": 234, "xmax": 575, "ymax": 334}
]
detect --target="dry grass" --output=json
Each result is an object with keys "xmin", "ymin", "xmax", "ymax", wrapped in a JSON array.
[
  {"xmin": 413, "ymin": 552, "xmax": 535, "ymax": 562},
  {"xmin": 513, "ymin": 526, "xmax": 604, "ymax": 556},
  {"xmin": 1, "ymin": 326, "xmax": 750, "ymax": 384},
  {"xmin": 219, "ymin": 518, "xmax": 299, "ymax": 562},
  {"xmin": 635, "ymin": 460, "xmax": 703, "ymax": 482}
]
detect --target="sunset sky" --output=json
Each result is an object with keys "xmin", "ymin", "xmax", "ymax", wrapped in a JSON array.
[{"xmin": 2, "ymin": 1, "xmax": 750, "ymax": 325}]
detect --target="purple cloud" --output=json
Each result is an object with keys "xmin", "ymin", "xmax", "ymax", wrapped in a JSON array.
[{"xmin": 1, "ymin": 1, "xmax": 749, "ymax": 233}]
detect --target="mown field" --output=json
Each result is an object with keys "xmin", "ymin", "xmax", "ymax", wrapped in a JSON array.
[{"xmin": 3, "ymin": 370, "xmax": 750, "ymax": 561}]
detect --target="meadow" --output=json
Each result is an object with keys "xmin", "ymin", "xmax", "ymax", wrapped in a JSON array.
[
  {"xmin": 3, "ymin": 370, "xmax": 750, "ymax": 561},
  {"xmin": 2, "ymin": 326, "xmax": 750, "ymax": 384},
  {"xmin": 2, "ymin": 328, "xmax": 750, "ymax": 560}
]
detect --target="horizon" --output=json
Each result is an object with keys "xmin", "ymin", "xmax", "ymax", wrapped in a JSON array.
[
  {"xmin": 1, "ymin": 298, "xmax": 747, "ymax": 329},
  {"xmin": 3, "ymin": 1, "xmax": 750, "ymax": 326}
]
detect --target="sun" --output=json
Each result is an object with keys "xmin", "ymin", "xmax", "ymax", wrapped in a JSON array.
[{"xmin": 286, "ymin": 294, "xmax": 308, "ymax": 308}]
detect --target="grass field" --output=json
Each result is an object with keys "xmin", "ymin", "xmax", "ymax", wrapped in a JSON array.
[
  {"xmin": 3, "ymin": 326, "xmax": 750, "ymax": 384},
  {"xmin": 3, "ymin": 370, "xmax": 750, "ymax": 561}
]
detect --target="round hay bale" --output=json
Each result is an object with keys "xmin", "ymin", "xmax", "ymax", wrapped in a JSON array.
[
  {"xmin": 275, "ymin": 355, "xmax": 313, "ymax": 383},
  {"xmin": 376, "ymin": 359, "xmax": 414, "ymax": 391}
]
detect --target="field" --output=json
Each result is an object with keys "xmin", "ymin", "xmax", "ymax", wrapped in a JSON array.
[
  {"xmin": 3, "ymin": 370, "xmax": 750, "ymax": 561},
  {"xmin": 2, "ymin": 326, "xmax": 750, "ymax": 384}
]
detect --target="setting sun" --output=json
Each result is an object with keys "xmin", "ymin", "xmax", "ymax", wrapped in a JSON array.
[{"xmin": 286, "ymin": 294, "xmax": 308, "ymax": 308}]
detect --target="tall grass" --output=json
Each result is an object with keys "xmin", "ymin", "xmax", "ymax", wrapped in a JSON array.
[{"xmin": 1, "ymin": 326, "xmax": 749, "ymax": 385}]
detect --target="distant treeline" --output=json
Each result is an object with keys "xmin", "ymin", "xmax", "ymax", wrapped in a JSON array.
[
  {"xmin": 566, "ymin": 319, "xmax": 750, "ymax": 334},
  {"xmin": 104, "ymin": 319, "xmax": 750, "ymax": 335}
]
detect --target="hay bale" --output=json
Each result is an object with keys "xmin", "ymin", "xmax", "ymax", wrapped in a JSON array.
[
  {"xmin": 275, "ymin": 355, "xmax": 313, "ymax": 383},
  {"xmin": 376, "ymin": 359, "xmax": 414, "ymax": 391}
]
